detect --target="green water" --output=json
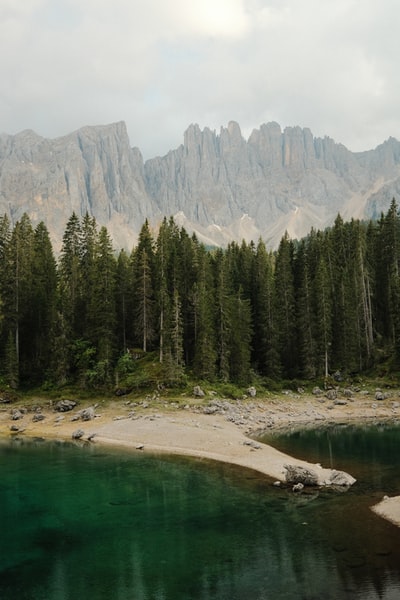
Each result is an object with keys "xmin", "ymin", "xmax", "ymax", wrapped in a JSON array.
[{"xmin": 1, "ymin": 425, "xmax": 400, "ymax": 600}]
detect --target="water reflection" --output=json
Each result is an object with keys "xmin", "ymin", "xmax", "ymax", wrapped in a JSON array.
[{"xmin": 0, "ymin": 430, "xmax": 400, "ymax": 599}]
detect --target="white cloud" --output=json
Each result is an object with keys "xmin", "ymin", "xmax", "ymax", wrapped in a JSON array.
[{"xmin": 1, "ymin": 0, "xmax": 400, "ymax": 157}]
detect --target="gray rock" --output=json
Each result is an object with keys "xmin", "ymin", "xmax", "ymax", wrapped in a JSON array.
[
  {"xmin": 284, "ymin": 464, "xmax": 319, "ymax": 486},
  {"xmin": 79, "ymin": 407, "xmax": 95, "ymax": 421},
  {"xmin": 312, "ymin": 387, "xmax": 323, "ymax": 396},
  {"xmin": 32, "ymin": 414, "xmax": 45, "ymax": 422},
  {"xmin": 72, "ymin": 429, "xmax": 84, "ymax": 440},
  {"xmin": 292, "ymin": 482, "xmax": 304, "ymax": 492},
  {"xmin": 328, "ymin": 470, "xmax": 356, "ymax": 486},
  {"xmin": 243, "ymin": 440, "xmax": 261, "ymax": 449},
  {"xmin": 203, "ymin": 405, "xmax": 218, "ymax": 414},
  {"xmin": 325, "ymin": 389, "xmax": 337, "ymax": 401},
  {"xmin": 55, "ymin": 399, "xmax": 77, "ymax": 412},
  {"xmin": 10, "ymin": 409, "xmax": 24, "ymax": 420}
]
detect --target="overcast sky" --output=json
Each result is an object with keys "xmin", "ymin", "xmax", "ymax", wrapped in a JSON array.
[{"xmin": 1, "ymin": 0, "xmax": 399, "ymax": 159}]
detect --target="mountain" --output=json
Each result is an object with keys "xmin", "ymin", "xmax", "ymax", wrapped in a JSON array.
[{"xmin": 1, "ymin": 120, "xmax": 400, "ymax": 250}]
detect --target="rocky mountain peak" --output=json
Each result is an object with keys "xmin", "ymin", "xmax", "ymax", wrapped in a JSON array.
[{"xmin": 1, "ymin": 120, "xmax": 400, "ymax": 251}]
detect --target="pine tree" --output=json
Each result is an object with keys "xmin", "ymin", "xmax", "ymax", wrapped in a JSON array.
[
  {"xmin": 274, "ymin": 233, "xmax": 297, "ymax": 377},
  {"xmin": 228, "ymin": 287, "xmax": 253, "ymax": 383},
  {"xmin": 30, "ymin": 222, "xmax": 58, "ymax": 381},
  {"xmin": 115, "ymin": 249, "xmax": 132, "ymax": 352},
  {"xmin": 295, "ymin": 240, "xmax": 317, "ymax": 378},
  {"xmin": 373, "ymin": 200, "xmax": 400, "ymax": 362},
  {"xmin": 252, "ymin": 239, "xmax": 280, "ymax": 378},
  {"xmin": 212, "ymin": 249, "xmax": 232, "ymax": 381},
  {"xmin": 78, "ymin": 212, "xmax": 98, "ymax": 339},
  {"xmin": 0, "ymin": 215, "xmax": 11, "ymax": 353},
  {"xmin": 132, "ymin": 221, "xmax": 156, "ymax": 352},
  {"xmin": 192, "ymin": 245, "xmax": 217, "ymax": 380},
  {"xmin": 163, "ymin": 289, "xmax": 185, "ymax": 382},
  {"xmin": 58, "ymin": 212, "xmax": 82, "ymax": 341},
  {"xmin": 313, "ymin": 254, "xmax": 333, "ymax": 378},
  {"xmin": 89, "ymin": 226, "xmax": 117, "ymax": 364},
  {"xmin": 3, "ymin": 214, "xmax": 35, "ymax": 384}
]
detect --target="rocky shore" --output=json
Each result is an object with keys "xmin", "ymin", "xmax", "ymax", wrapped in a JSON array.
[{"xmin": 1, "ymin": 386, "xmax": 399, "ymax": 525}]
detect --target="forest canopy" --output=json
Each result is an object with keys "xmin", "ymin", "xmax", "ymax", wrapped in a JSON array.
[{"xmin": 1, "ymin": 200, "xmax": 400, "ymax": 391}]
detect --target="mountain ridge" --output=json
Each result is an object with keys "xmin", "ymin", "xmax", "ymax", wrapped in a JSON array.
[{"xmin": 0, "ymin": 120, "xmax": 399, "ymax": 250}]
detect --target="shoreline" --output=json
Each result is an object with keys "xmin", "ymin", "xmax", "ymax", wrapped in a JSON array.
[{"xmin": 1, "ymin": 390, "xmax": 399, "ymax": 525}]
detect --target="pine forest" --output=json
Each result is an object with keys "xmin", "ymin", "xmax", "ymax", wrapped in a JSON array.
[{"xmin": 1, "ymin": 200, "xmax": 400, "ymax": 392}]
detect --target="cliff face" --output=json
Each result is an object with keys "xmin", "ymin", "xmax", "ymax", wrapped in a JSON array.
[
  {"xmin": 1, "ymin": 120, "xmax": 400, "ymax": 250},
  {"xmin": 0, "ymin": 121, "xmax": 157, "ymax": 250},
  {"xmin": 145, "ymin": 121, "xmax": 400, "ymax": 247}
]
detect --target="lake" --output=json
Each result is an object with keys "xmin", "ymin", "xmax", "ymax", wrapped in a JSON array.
[{"xmin": 1, "ymin": 421, "xmax": 400, "ymax": 599}]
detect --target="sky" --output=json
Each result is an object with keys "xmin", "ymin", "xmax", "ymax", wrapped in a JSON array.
[{"xmin": 1, "ymin": 0, "xmax": 399, "ymax": 159}]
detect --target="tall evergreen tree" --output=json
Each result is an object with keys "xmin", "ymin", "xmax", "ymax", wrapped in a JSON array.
[
  {"xmin": 30, "ymin": 222, "xmax": 58, "ymax": 380},
  {"xmin": 374, "ymin": 199, "xmax": 400, "ymax": 364},
  {"xmin": 115, "ymin": 249, "xmax": 132, "ymax": 352},
  {"xmin": 294, "ymin": 240, "xmax": 317, "ymax": 378},
  {"xmin": 132, "ymin": 221, "xmax": 156, "ymax": 352},
  {"xmin": 2, "ymin": 214, "xmax": 35, "ymax": 385},
  {"xmin": 274, "ymin": 233, "xmax": 296, "ymax": 377},
  {"xmin": 228, "ymin": 287, "xmax": 253, "ymax": 383},
  {"xmin": 192, "ymin": 245, "xmax": 217, "ymax": 380},
  {"xmin": 89, "ymin": 226, "xmax": 117, "ymax": 364},
  {"xmin": 313, "ymin": 255, "xmax": 333, "ymax": 378},
  {"xmin": 212, "ymin": 249, "xmax": 232, "ymax": 382},
  {"xmin": 58, "ymin": 212, "xmax": 82, "ymax": 341},
  {"xmin": 252, "ymin": 239, "xmax": 279, "ymax": 377}
]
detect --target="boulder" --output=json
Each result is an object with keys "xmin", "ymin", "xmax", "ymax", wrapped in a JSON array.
[
  {"xmin": 284, "ymin": 464, "xmax": 319, "ymax": 486},
  {"xmin": 292, "ymin": 482, "xmax": 304, "ymax": 492},
  {"xmin": 10, "ymin": 409, "xmax": 23, "ymax": 420},
  {"xmin": 193, "ymin": 386, "xmax": 205, "ymax": 398},
  {"xmin": 79, "ymin": 407, "xmax": 95, "ymax": 421},
  {"xmin": 328, "ymin": 470, "xmax": 356, "ymax": 486},
  {"xmin": 72, "ymin": 429, "xmax": 84, "ymax": 440},
  {"xmin": 55, "ymin": 399, "xmax": 77, "ymax": 412},
  {"xmin": 312, "ymin": 387, "xmax": 323, "ymax": 396},
  {"xmin": 32, "ymin": 414, "xmax": 45, "ymax": 422},
  {"xmin": 325, "ymin": 389, "xmax": 337, "ymax": 401}
]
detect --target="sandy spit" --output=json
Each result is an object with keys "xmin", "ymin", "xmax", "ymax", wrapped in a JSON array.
[{"xmin": 1, "ymin": 390, "xmax": 399, "ymax": 525}]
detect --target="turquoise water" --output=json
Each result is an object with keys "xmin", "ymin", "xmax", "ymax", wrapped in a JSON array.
[{"xmin": 1, "ymin": 424, "xmax": 400, "ymax": 600}]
